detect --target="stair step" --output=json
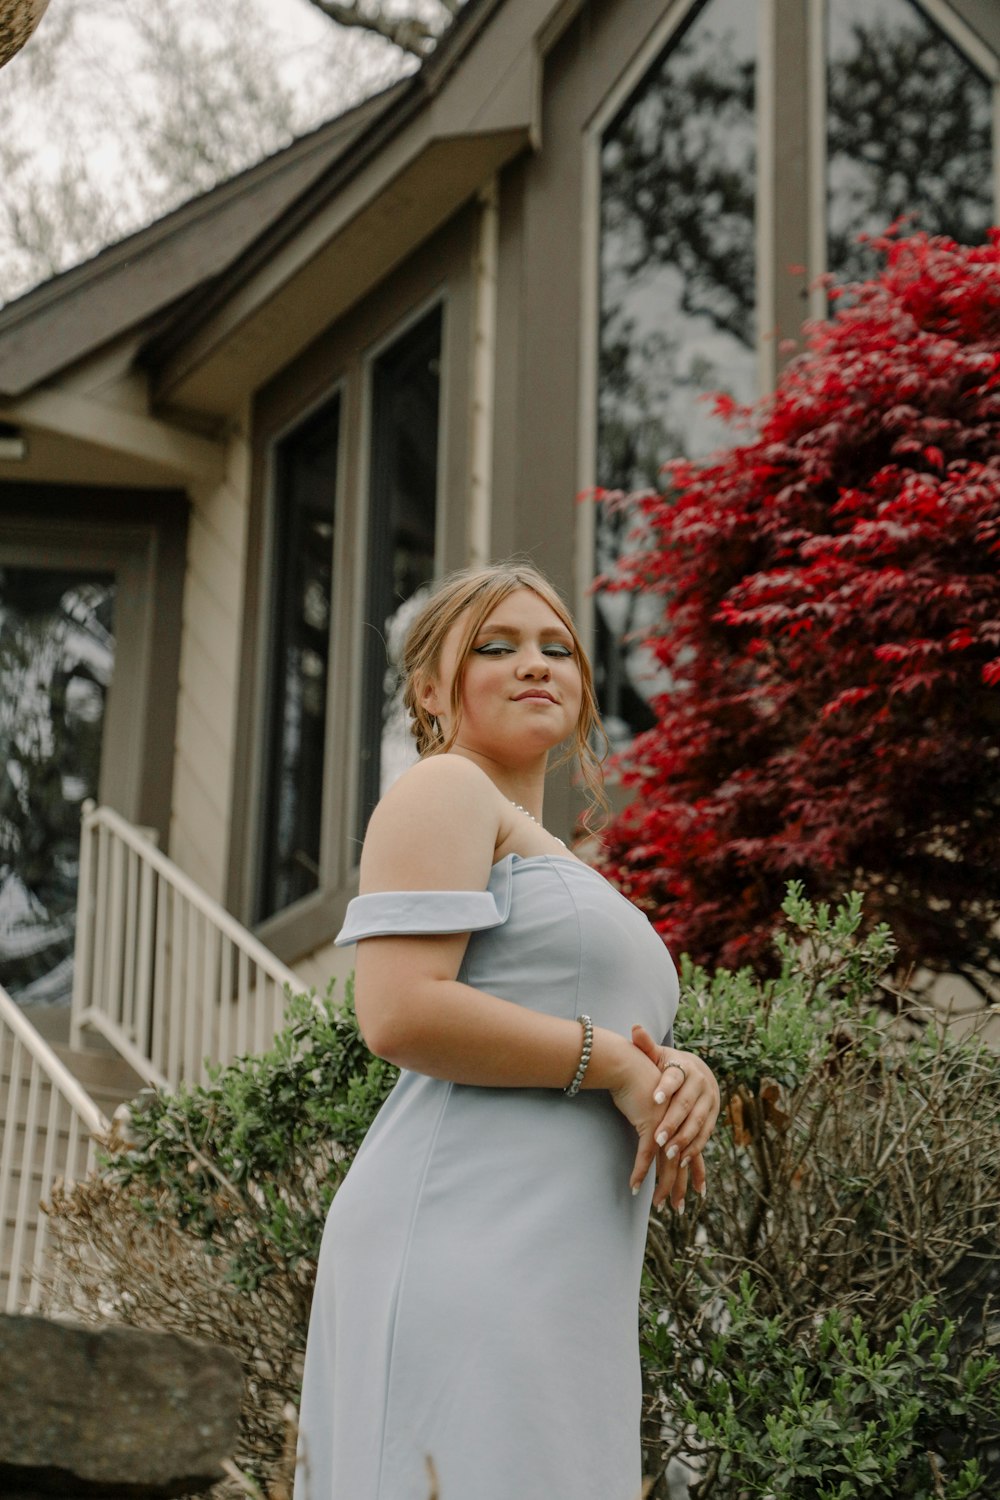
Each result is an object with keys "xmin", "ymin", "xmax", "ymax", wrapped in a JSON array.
[{"xmin": 51, "ymin": 1044, "xmax": 144, "ymax": 1096}]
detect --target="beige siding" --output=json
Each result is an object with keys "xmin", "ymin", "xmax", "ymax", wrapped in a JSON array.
[
  {"xmin": 168, "ymin": 426, "xmax": 251, "ymax": 902},
  {"xmin": 292, "ymin": 939, "xmax": 356, "ymax": 1001}
]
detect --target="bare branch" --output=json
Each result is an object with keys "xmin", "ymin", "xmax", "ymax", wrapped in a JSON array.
[{"xmin": 304, "ymin": 0, "xmax": 444, "ymax": 57}]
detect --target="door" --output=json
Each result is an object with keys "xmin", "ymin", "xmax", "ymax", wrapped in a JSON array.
[
  {"xmin": 0, "ymin": 497, "xmax": 185, "ymax": 1010},
  {"xmin": 0, "ymin": 564, "xmax": 116, "ymax": 1004}
]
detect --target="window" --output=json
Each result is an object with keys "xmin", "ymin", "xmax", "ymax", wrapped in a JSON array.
[
  {"xmin": 358, "ymin": 304, "xmax": 442, "ymax": 833},
  {"xmin": 596, "ymin": 0, "xmax": 757, "ymax": 746},
  {"xmin": 593, "ymin": 0, "xmax": 996, "ymax": 748},
  {"xmin": 256, "ymin": 394, "xmax": 341, "ymax": 924},
  {"xmin": 828, "ymin": 0, "xmax": 993, "ymax": 282}
]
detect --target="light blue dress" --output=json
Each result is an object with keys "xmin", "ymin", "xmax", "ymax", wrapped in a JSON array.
[{"xmin": 295, "ymin": 853, "xmax": 679, "ymax": 1500}]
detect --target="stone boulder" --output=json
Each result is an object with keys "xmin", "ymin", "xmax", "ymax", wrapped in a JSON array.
[{"xmin": 0, "ymin": 1315, "xmax": 243, "ymax": 1498}]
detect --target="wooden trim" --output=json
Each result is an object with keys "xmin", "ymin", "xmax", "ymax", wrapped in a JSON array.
[{"xmin": 1, "ymin": 391, "xmax": 225, "ymax": 481}]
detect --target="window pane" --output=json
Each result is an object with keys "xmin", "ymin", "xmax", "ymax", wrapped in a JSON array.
[
  {"xmin": 359, "ymin": 306, "xmax": 441, "ymax": 831},
  {"xmin": 256, "ymin": 395, "xmax": 340, "ymax": 922},
  {"xmin": 828, "ymin": 0, "xmax": 993, "ymax": 282},
  {"xmin": 0, "ymin": 568, "xmax": 115, "ymax": 1005},
  {"xmin": 597, "ymin": 0, "xmax": 757, "ymax": 746}
]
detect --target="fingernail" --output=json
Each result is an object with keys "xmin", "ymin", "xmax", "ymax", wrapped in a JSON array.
[
  {"xmin": 675, "ymin": 1199, "xmax": 685, "ymax": 1216},
  {"xmin": 680, "ymin": 1156, "xmax": 690, "ymax": 1170},
  {"xmin": 631, "ymin": 1184, "xmax": 640, "ymax": 1196},
  {"xmin": 698, "ymin": 1183, "xmax": 707, "ymax": 1197},
  {"xmin": 665, "ymin": 1144, "xmax": 678, "ymax": 1161},
  {"xmin": 655, "ymin": 1131, "xmax": 668, "ymax": 1147},
  {"xmin": 653, "ymin": 1090, "xmax": 666, "ymax": 1104}
]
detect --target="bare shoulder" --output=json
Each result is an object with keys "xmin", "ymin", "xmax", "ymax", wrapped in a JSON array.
[{"xmin": 360, "ymin": 755, "xmax": 504, "ymax": 893}]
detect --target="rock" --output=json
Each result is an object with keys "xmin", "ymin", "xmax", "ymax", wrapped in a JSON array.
[{"xmin": 0, "ymin": 1315, "xmax": 243, "ymax": 1497}]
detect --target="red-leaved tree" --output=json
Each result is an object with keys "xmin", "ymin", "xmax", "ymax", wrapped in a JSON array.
[{"xmin": 596, "ymin": 229, "xmax": 1000, "ymax": 1000}]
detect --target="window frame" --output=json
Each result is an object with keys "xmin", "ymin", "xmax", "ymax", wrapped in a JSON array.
[
  {"xmin": 356, "ymin": 293, "xmax": 447, "ymax": 839},
  {"xmin": 252, "ymin": 381, "xmax": 347, "ymax": 928},
  {"xmin": 230, "ymin": 209, "xmax": 476, "ymax": 964}
]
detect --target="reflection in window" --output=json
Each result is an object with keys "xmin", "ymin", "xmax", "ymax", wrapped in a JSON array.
[
  {"xmin": 0, "ymin": 569, "xmax": 115, "ymax": 1004},
  {"xmin": 256, "ymin": 395, "xmax": 340, "ymax": 922},
  {"xmin": 597, "ymin": 0, "xmax": 756, "ymax": 746},
  {"xmin": 828, "ymin": 0, "xmax": 993, "ymax": 282},
  {"xmin": 359, "ymin": 305, "xmax": 441, "ymax": 831}
]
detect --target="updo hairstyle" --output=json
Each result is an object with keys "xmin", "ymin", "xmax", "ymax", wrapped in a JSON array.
[{"xmin": 401, "ymin": 562, "xmax": 609, "ymax": 824}]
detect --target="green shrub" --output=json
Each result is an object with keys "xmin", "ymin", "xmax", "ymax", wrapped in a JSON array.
[
  {"xmin": 640, "ymin": 886, "xmax": 1000, "ymax": 1497},
  {"xmin": 105, "ymin": 982, "xmax": 396, "ymax": 1294},
  {"xmin": 43, "ymin": 891, "xmax": 1000, "ymax": 1497},
  {"xmin": 43, "ymin": 982, "xmax": 397, "ymax": 1492}
]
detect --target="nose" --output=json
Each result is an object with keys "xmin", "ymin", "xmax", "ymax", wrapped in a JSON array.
[{"xmin": 516, "ymin": 644, "xmax": 550, "ymax": 677}]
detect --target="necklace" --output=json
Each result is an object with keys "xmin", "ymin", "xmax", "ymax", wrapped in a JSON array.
[{"xmin": 509, "ymin": 800, "xmax": 566, "ymax": 849}]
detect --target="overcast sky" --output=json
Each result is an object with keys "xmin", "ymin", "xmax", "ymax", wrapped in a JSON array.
[{"xmin": 0, "ymin": 0, "xmax": 414, "ymax": 300}]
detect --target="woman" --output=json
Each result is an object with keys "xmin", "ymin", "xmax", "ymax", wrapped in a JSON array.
[{"xmin": 295, "ymin": 563, "xmax": 720, "ymax": 1500}]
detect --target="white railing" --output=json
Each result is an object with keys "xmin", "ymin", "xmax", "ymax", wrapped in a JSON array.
[
  {"xmin": 71, "ymin": 803, "xmax": 301, "ymax": 1090},
  {"xmin": 0, "ymin": 981, "xmax": 108, "ymax": 1313}
]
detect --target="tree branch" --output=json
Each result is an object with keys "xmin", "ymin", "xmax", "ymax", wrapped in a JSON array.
[{"xmin": 304, "ymin": 0, "xmax": 446, "ymax": 57}]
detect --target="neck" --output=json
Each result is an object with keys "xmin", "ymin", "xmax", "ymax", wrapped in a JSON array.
[{"xmin": 450, "ymin": 746, "xmax": 547, "ymax": 818}]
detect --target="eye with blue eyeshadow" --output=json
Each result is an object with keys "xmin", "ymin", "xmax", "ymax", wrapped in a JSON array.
[{"xmin": 473, "ymin": 641, "xmax": 574, "ymax": 658}]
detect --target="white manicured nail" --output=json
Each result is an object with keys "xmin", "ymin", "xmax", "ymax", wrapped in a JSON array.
[
  {"xmin": 665, "ymin": 1144, "xmax": 678, "ymax": 1161},
  {"xmin": 653, "ymin": 1090, "xmax": 666, "ymax": 1104},
  {"xmin": 655, "ymin": 1131, "xmax": 668, "ymax": 1147}
]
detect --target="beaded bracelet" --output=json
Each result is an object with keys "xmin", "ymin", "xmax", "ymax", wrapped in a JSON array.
[{"xmin": 564, "ymin": 1014, "xmax": 593, "ymax": 1097}]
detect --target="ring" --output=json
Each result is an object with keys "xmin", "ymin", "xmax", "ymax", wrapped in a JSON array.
[{"xmin": 663, "ymin": 1061, "xmax": 687, "ymax": 1083}]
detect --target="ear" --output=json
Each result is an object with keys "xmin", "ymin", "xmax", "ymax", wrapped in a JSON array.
[{"xmin": 419, "ymin": 671, "xmax": 443, "ymax": 718}]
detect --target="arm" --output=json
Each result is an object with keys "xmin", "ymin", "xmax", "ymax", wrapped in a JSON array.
[{"xmin": 353, "ymin": 756, "xmax": 670, "ymax": 1191}]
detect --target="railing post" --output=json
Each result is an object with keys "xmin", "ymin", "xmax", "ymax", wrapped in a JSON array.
[{"xmin": 70, "ymin": 800, "xmax": 97, "ymax": 1051}]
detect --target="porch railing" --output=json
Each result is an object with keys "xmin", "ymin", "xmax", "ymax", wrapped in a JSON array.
[
  {"xmin": 71, "ymin": 803, "xmax": 301, "ymax": 1091},
  {"xmin": 0, "ymin": 981, "xmax": 108, "ymax": 1313}
]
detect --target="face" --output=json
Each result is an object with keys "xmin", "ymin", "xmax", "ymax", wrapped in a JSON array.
[{"xmin": 421, "ymin": 587, "xmax": 584, "ymax": 766}]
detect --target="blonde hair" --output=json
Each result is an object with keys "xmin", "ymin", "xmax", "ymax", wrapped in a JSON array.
[{"xmin": 402, "ymin": 562, "xmax": 609, "ymax": 828}]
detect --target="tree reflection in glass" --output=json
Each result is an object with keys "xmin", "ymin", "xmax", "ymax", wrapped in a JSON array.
[
  {"xmin": 828, "ymin": 0, "xmax": 993, "ymax": 283},
  {"xmin": 0, "ymin": 570, "xmax": 114, "ymax": 1005},
  {"xmin": 360, "ymin": 306, "xmax": 440, "ymax": 832},
  {"xmin": 597, "ymin": 0, "xmax": 756, "ymax": 747}
]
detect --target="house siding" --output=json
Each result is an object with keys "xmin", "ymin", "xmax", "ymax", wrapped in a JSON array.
[{"xmin": 168, "ymin": 426, "xmax": 252, "ymax": 903}]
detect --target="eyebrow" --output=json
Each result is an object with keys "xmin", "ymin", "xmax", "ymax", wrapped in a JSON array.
[{"xmin": 475, "ymin": 620, "xmax": 574, "ymax": 639}]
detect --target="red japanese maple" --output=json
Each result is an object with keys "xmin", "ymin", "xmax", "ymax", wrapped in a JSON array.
[{"xmin": 596, "ymin": 230, "xmax": 1000, "ymax": 999}]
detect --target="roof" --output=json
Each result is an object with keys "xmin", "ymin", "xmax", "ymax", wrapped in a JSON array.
[
  {"xmin": 0, "ymin": 0, "xmax": 576, "ymax": 411},
  {"xmin": 0, "ymin": 79, "xmax": 408, "ymax": 398}
]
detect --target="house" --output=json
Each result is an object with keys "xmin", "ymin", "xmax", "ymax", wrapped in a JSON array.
[{"xmin": 1, "ymin": 0, "xmax": 998, "ymax": 1308}]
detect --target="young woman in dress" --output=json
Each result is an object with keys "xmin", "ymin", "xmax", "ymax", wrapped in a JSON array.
[{"xmin": 295, "ymin": 562, "xmax": 720, "ymax": 1500}]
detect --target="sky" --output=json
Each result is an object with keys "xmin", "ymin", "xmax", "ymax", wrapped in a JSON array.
[{"xmin": 0, "ymin": 0, "xmax": 418, "ymax": 301}]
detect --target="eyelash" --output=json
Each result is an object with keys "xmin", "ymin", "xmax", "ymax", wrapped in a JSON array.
[{"xmin": 474, "ymin": 642, "xmax": 573, "ymax": 659}]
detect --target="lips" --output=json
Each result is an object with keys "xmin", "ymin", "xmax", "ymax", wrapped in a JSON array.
[{"xmin": 513, "ymin": 691, "xmax": 557, "ymax": 702}]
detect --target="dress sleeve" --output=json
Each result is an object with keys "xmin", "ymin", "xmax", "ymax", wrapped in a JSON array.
[{"xmin": 335, "ymin": 860, "xmax": 513, "ymax": 946}]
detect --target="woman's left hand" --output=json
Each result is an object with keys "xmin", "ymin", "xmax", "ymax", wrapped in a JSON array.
[{"xmin": 631, "ymin": 1025, "xmax": 721, "ymax": 1213}]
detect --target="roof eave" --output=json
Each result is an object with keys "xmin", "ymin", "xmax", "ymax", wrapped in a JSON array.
[{"xmin": 146, "ymin": 0, "xmax": 561, "ymax": 418}]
